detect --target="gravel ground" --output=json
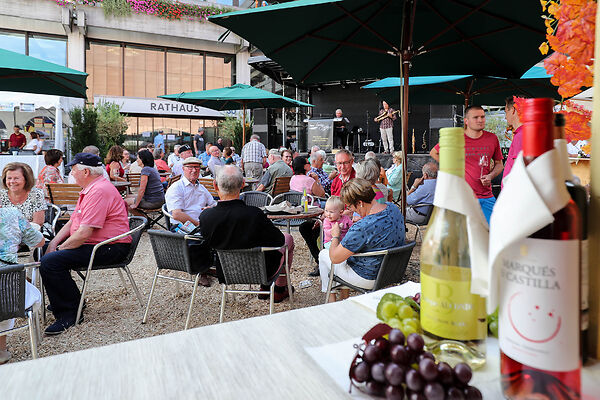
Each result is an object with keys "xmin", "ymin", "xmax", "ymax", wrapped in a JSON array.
[{"xmin": 5, "ymin": 225, "xmax": 421, "ymax": 364}]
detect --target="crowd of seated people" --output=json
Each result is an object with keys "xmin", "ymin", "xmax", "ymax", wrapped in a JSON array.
[{"xmin": 0, "ymin": 138, "xmax": 424, "ymax": 360}]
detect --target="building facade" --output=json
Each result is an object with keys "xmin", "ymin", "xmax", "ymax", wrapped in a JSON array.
[{"xmin": 0, "ymin": 0, "xmax": 251, "ymax": 150}]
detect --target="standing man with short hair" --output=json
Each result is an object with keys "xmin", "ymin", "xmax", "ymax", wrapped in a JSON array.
[
  {"xmin": 241, "ymin": 134, "xmax": 267, "ymax": 179},
  {"xmin": 9, "ymin": 125, "xmax": 26, "ymax": 152},
  {"xmin": 41, "ymin": 153, "xmax": 132, "ymax": 334},
  {"xmin": 374, "ymin": 101, "xmax": 396, "ymax": 154},
  {"xmin": 501, "ymin": 96, "xmax": 523, "ymax": 184},
  {"xmin": 153, "ymin": 130, "xmax": 165, "ymax": 152},
  {"xmin": 430, "ymin": 105, "xmax": 503, "ymax": 223},
  {"xmin": 193, "ymin": 128, "xmax": 205, "ymax": 157},
  {"xmin": 333, "ymin": 109, "xmax": 349, "ymax": 149}
]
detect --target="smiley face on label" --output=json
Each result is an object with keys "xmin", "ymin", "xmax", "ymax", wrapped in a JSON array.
[{"xmin": 508, "ymin": 292, "xmax": 561, "ymax": 344}]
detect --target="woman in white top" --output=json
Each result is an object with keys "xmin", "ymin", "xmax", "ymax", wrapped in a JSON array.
[{"xmin": 24, "ymin": 131, "xmax": 43, "ymax": 154}]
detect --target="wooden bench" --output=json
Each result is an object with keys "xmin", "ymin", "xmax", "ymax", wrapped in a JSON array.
[
  {"xmin": 166, "ymin": 174, "xmax": 181, "ymax": 190},
  {"xmin": 126, "ymin": 173, "xmax": 141, "ymax": 189},
  {"xmin": 272, "ymin": 176, "xmax": 291, "ymax": 197},
  {"xmin": 46, "ymin": 183, "xmax": 81, "ymax": 211},
  {"xmin": 198, "ymin": 178, "xmax": 219, "ymax": 199}
]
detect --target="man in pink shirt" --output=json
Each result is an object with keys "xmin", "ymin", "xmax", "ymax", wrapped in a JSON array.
[
  {"xmin": 41, "ymin": 153, "xmax": 132, "ymax": 335},
  {"xmin": 430, "ymin": 106, "xmax": 504, "ymax": 223},
  {"xmin": 501, "ymin": 96, "xmax": 523, "ymax": 185}
]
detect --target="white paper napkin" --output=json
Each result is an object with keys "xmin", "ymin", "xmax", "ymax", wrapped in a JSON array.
[
  {"xmin": 486, "ymin": 149, "xmax": 570, "ymax": 312},
  {"xmin": 432, "ymin": 171, "xmax": 490, "ymax": 299}
]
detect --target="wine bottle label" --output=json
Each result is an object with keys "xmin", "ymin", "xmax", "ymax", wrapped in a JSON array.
[
  {"xmin": 420, "ymin": 265, "xmax": 487, "ymax": 341},
  {"xmin": 499, "ymin": 238, "xmax": 579, "ymax": 372}
]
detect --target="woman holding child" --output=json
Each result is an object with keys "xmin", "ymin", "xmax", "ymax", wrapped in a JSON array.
[{"xmin": 319, "ymin": 178, "xmax": 405, "ymax": 303}]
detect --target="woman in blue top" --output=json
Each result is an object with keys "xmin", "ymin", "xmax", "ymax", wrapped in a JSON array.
[{"xmin": 319, "ymin": 178, "xmax": 405, "ymax": 303}]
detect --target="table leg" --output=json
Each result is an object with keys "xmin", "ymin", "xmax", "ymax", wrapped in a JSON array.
[{"xmin": 287, "ymin": 220, "xmax": 291, "ymax": 234}]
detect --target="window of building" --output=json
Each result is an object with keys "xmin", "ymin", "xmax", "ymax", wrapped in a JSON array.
[
  {"xmin": 206, "ymin": 55, "xmax": 233, "ymax": 90},
  {"xmin": 0, "ymin": 31, "xmax": 25, "ymax": 54},
  {"xmin": 29, "ymin": 34, "xmax": 67, "ymax": 66},
  {"xmin": 0, "ymin": 31, "xmax": 67, "ymax": 66},
  {"xmin": 166, "ymin": 50, "xmax": 203, "ymax": 94},
  {"xmin": 124, "ymin": 46, "xmax": 165, "ymax": 98},
  {"xmin": 86, "ymin": 42, "xmax": 123, "ymax": 100}
]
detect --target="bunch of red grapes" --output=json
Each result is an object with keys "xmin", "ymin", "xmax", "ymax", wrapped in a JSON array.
[{"xmin": 350, "ymin": 328, "xmax": 482, "ymax": 400}]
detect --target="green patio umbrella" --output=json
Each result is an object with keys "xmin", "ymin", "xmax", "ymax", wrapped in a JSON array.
[
  {"xmin": 160, "ymin": 83, "xmax": 314, "ymax": 144},
  {"xmin": 362, "ymin": 74, "xmax": 560, "ymax": 106},
  {"xmin": 210, "ymin": 0, "xmax": 546, "ymax": 212},
  {"xmin": 0, "ymin": 48, "xmax": 88, "ymax": 98}
]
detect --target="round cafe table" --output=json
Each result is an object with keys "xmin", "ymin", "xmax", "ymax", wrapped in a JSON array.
[
  {"xmin": 267, "ymin": 207, "xmax": 323, "ymax": 234},
  {"xmin": 111, "ymin": 181, "xmax": 131, "ymax": 197}
]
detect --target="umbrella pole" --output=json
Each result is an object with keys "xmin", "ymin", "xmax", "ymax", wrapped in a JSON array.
[
  {"xmin": 243, "ymin": 104, "xmax": 246, "ymax": 145},
  {"xmin": 400, "ymin": 56, "xmax": 410, "ymax": 216}
]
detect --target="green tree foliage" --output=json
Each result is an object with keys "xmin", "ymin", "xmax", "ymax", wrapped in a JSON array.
[
  {"xmin": 96, "ymin": 101, "xmax": 128, "ymax": 153},
  {"xmin": 218, "ymin": 115, "xmax": 252, "ymax": 151},
  {"xmin": 69, "ymin": 105, "xmax": 99, "ymax": 155}
]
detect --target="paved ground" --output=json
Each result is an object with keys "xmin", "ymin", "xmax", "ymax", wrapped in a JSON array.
[{"xmin": 5, "ymin": 225, "xmax": 421, "ymax": 364}]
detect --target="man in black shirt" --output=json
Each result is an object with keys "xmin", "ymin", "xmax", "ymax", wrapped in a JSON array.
[
  {"xmin": 199, "ymin": 165, "xmax": 295, "ymax": 302},
  {"xmin": 193, "ymin": 128, "xmax": 205, "ymax": 157}
]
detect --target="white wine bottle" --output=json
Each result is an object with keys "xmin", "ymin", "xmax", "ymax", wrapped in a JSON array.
[{"xmin": 420, "ymin": 127, "xmax": 487, "ymax": 370}]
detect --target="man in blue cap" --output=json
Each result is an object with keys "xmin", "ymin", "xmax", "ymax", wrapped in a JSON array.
[{"xmin": 40, "ymin": 153, "xmax": 132, "ymax": 335}]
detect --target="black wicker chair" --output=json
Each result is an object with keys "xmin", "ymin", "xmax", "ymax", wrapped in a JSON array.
[
  {"xmin": 216, "ymin": 245, "xmax": 292, "ymax": 323},
  {"xmin": 0, "ymin": 263, "xmax": 41, "ymax": 359},
  {"xmin": 240, "ymin": 191, "xmax": 273, "ymax": 208},
  {"xmin": 143, "ymin": 230, "xmax": 211, "ymax": 330},
  {"xmin": 324, "ymin": 241, "xmax": 416, "ymax": 303},
  {"xmin": 72, "ymin": 216, "xmax": 147, "ymax": 325}
]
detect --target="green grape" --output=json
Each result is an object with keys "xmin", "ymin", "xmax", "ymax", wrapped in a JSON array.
[
  {"xmin": 380, "ymin": 301, "xmax": 398, "ymax": 320},
  {"xmin": 387, "ymin": 318, "xmax": 403, "ymax": 330},
  {"xmin": 403, "ymin": 318, "xmax": 420, "ymax": 332},
  {"xmin": 489, "ymin": 320, "xmax": 498, "ymax": 338},
  {"xmin": 402, "ymin": 323, "xmax": 417, "ymax": 336},
  {"xmin": 398, "ymin": 305, "xmax": 415, "ymax": 319}
]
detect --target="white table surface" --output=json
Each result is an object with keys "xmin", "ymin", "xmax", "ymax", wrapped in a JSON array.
[
  {"xmin": 0, "ymin": 154, "xmax": 45, "ymax": 175},
  {"xmin": 2, "ymin": 282, "xmax": 598, "ymax": 399}
]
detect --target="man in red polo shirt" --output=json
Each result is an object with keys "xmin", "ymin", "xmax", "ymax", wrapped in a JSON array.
[
  {"xmin": 41, "ymin": 153, "xmax": 132, "ymax": 335},
  {"xmin": 430, "ymin": 105, "xmax": 503, "ymax": 223},
  {"xmin": 9, "ymin": 125, "xmax": 26, "ymax": 152},
  {"xmin": 330, "ymin": 149, "xmax": 356, "ymax": 196}
]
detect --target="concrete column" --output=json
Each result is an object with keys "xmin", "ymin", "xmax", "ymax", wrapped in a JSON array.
[
  {"xmin": 67, "ymin": 30, "xmax": 85, "ymax": 72},
  {"xmin": 236, "ymin": 50, "xmax": 251, "ymax": 85}
]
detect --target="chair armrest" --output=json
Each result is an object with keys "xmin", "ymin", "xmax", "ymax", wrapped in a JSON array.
[
  {"xmin": 351, "ymin": 249, "xmax": 390, "ymax": 257},
  {"xmin": 260, "ymin": 244, "xmax": 286, "ymax": 252},
  {"xmin": 87, "ymin": 221, "xmax": 145, "ymax": 271},
  {"xmin": 407, "ymin": 203, "xmax": 433, "ymax": 209}
]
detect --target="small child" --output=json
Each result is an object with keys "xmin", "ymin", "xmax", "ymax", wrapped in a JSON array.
[{"xmin": 322, "ymin": 196, "xmax": 353, "ymax": 249}]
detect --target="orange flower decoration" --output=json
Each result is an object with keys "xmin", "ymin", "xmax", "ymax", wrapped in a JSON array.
[
  {"xmin": 541, "ymin": 0, "xmax": 596, "ymax": 99},
  {"xmin": 562, "ymin": 100, "xmax": 592, "ymax": 142}
]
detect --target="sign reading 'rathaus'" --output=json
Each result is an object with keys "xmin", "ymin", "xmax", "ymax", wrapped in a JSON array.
[{"xmin": 94, "ymin": 95, "xmax": 224, "ymax": 119}]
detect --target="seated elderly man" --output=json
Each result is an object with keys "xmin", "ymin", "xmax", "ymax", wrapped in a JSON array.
[
  {"xmin": 170, "ymin": 144, "xmax": 194, "ymax": 177},
  {"xmin": 41, "ymin": 153, "xmax": 132, "ymax": 335},
  {"xmin": 206, "ymin": 145, "xmax": 224, "ymax": 176},
  {"xmin": 255, "ymin": 148, "xmax": 292, "ymax": 195},
  {"xmin": 199, "ymin": 165, "xmax": 295, "ymax": 302},
  {"xmin": 165, "ymin": 156, "xmax": 216, "ymax": 286},
  {"xmin": 0, "ymin": 207, "xmax": 46, "ymax": 364},
  {"xmin": 406, "ymin": 161, "xmax": 438, "ymax": 224},
  {"xmin": 309, "ymin": 149, "xmax": 332, "ymax": 194}
]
